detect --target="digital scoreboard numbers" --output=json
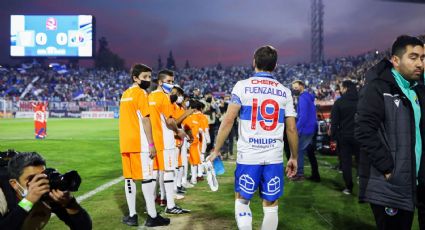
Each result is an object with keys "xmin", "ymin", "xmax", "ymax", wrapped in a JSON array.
[{"xmin": 10, "ymin": 15, "xmax": 93, "ymax": 57}]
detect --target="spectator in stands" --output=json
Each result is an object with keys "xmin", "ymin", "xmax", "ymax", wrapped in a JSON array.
[
  {"xmin": 330, "ymin": 80, "xmax": 359, "ymax": 195},
  {"xmin": 192, "ymin": 88, "xmax": 202, "ymax": 99}
]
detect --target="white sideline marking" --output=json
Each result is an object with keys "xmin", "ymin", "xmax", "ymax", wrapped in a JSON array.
[{"xmin": 76, "ymin": 176, "xmax": 123, "ymax": 203}]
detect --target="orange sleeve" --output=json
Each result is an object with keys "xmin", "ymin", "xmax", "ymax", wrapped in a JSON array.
[
  {"xmin": 137, "ymin": 90, "xmax": 150, "ymax": 117},
  {"xmin": 160, "ymin": 94, "xmax": 173, "ymax": 118},
  {"xmin": 174, "ymin": 105, "xmax": 185, "ymax": 119},
  {"xmin": 182, "ymin": 115, "xmax": 191, "ymax": 130}
]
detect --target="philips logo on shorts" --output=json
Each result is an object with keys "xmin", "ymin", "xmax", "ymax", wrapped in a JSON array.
[
  {"xmin": 249, "ymin": 138, "xmax": 276, "ymax": 145},
  {"xmin": 261, "ymin": 176, "xmax": 281, "ymax": 196},
  {"xmin": 239, "ymin": 174, "xmax": 255, "ymax": 194}
]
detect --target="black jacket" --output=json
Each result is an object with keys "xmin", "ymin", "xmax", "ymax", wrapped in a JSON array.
[
  {"xmin": 330, "ymin": 90, "xmax": 358, "ymax": 140},
  {"xmin": 355, "ymin": 59, "xmax": 425, "ymax": 211},
  {"xmin": 0, "ymin": 174, "xmax": 92, "ymax": 230}
]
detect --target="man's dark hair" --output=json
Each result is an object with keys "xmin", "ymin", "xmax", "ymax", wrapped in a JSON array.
[
  {"xmin": 8, "ymin": 152, "xmax": 46, "ymax": 179},
  {"xmin": 342, "ymin": 80, "xmax": 357, "ymax": 92},
  {"xmin": 173, "ymin": 85, "xmax": 184, "ymax": 95},
  {"xmin": 130, "ymin": 64, "xmax": 152, "ymax": 82},
  {"xmin": 189, "ymin": 99, "xmax": 203, "ymax": 111},
  {"xmin": 391, "ymin": 35, "xmax": 423, "ymax": 58},
  {"xmin": 158, "ymin": 69, "xmax": 174, "ymax": 81},
  {"xmin": 254, "ymin": 45, "xmax": 278, "ymax": 72},
  {"xmin": 292, "ymin": 80, "xmax": 305, "ymax": 87}
]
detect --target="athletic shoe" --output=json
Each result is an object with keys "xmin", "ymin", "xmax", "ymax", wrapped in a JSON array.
[
  {"xmin": 342, "ymin": 188, "xmax": 352, "ymax": 195},
  {"xmin": 289, "ymin": 175, "xmax": 305, "ymax": 182},
  {"xmin": 165, "ymin": 206, "xmax": 191, "ymax": 215},
  {"xmin": 174, "ymin": 193, "xmax": 185, "ymax": 200},
  {"xmin": 182, "ymin": 182, "xmax": 194, "ymax": 188},
  {"xmin": 122, "ymin": 214, "xmax": 138, "ymax": 226},
  {"xmin": 160, "ymin": 199, "xmax": 167, "ymax": 207},
  {"xmin": 177, "ymin": 186, "xmax": 186, "ymax": 194},
  {"xmin": 145, "ymin": 214, "xmax": 170, "ymax": 227},
  {"xmin": 155, "ymin": 195, "xmax": 161, "ymax": 205}
]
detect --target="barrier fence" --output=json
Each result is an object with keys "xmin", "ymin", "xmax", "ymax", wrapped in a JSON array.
[{"xmin": 0, "ymin": 99, "xmax": 119, "ymax": 119}]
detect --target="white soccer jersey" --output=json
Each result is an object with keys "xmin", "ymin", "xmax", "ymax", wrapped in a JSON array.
[{"xmin": 231, "ymin": 72, "xmax": 296, "ymax": 165}]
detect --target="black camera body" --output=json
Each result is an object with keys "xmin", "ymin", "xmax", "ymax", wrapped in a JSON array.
[{"xmin": 43, "ymin": 168, "xmax": 81, "ymax": 192}]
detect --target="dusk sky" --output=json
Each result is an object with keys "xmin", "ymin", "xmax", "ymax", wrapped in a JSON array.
[{"xmin": 1, "ymin": 0, "xmax": 424, "ymax": 68}]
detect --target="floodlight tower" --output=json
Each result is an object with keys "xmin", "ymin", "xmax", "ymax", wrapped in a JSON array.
[{"xmin": 311, "ymin": 0, "xmax": 324, "ymax": 63}]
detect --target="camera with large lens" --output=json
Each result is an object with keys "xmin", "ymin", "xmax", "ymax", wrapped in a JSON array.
[{"xmin": 43, "ymin": 168, "xmax": 82, "ymax": 192}]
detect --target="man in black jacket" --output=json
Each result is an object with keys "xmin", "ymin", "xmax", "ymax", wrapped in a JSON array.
[
  {"xmin": 355, "ymin": 35, "xmax": 425, "ymax": 230},
  {"xmin": 0, "ymin": 151, "xmax": 92, "ymax": 229},
  {"xmin": 331, "ymin": 80, "xmax": 359, "ymax": 195}
]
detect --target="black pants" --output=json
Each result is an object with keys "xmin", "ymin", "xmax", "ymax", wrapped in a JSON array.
[
  {"xmin": 306, "ymin": 135, "xmax": 320, "ymax": 178},
  {"xmin": 417, "ymin": 185, "xmax": 425, "ymax": 230},
  {"xmin": 206, "ymin": 124, "xmax": 217, "ymax": 153},
  {"xmin": 339, "ymin": 137, "xmax": 359, "ymax": 190},
  {"xmin": 370, "ymin": 204, "xmax": 413, "ymax": 230}
]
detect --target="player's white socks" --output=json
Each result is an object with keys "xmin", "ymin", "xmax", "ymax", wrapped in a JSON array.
[
  {"xmin": 235, "ymin": 199, "xmax": 252, "ymax": 230},
  {"xmin": 164, "ymin": 171, "xmax": 176, "ymax": 209},
  {"xmin": 141, "ymin": 180, "xmax": 157, "ymax": 218},
  {"xmin": 198, "ymin": 163, "xmax": 204, "ymax": 177},
  {"xmin": 181, "ymin": 141, "xmax": 189, "ymax": 185},
  {"xmin": 159, "ymin": 171, "xmax": 166, "ymax": 200},
  {"xmin": 190, "ymin": 165, "xmax": 197, "ymax": 184},
  {"xmin": 174, "ymin": 168, "xmax": 178, "ymax": 191},
  {"xmin": 182, "ymin": 165, "xmax": 188, "ymax": 185},
  {"xmin": 176, "ymin": 167, "xmax": 183, "ymax": 188},
  {"xmin": 261, "ymin": 206, "xmax": 278, "ymax": 230},
  {"xmin": 152, "ymin": 170, "xmax": 158, "ymax": 197},
  {"xmin": 124, "ymin": 179, "xmax": 136, "ymax": 217}
]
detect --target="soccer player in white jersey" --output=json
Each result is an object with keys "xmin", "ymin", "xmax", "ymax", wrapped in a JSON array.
[{"xmin": 208, "ymin": 45, "xmax": 299, "ymax": 230}]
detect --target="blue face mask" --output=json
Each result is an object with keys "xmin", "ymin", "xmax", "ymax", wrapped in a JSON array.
[{"xmin": 161, "ymin": 82, "xmax": 174, "ymax": 94}]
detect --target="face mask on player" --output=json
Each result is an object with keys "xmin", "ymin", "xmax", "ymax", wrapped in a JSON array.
[
  {"xmin": 161, "ymin": 82, "xmax": 174, "ymax": 94},
  {"xmin": 138, "ymin": 80, "xmax": 150, "ymax": 90}
]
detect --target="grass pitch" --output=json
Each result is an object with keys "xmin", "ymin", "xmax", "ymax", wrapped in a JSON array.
[{"xmin": 0, "ymin": 118, "xmax": 419, "ymax": 229}]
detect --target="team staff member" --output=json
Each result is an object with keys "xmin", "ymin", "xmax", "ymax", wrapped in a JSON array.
[{"xmin": 356, "ymin": 35, "xmax": 425, "ymax": 230}]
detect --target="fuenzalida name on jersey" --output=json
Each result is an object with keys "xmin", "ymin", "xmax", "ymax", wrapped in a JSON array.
[
  {"xmin": 244, "ymin": 79, "xmax": 287, "ymax": 97},
  {"xmin": 231, "ymin": 72, "xmax": 296, "ymax": 165}
]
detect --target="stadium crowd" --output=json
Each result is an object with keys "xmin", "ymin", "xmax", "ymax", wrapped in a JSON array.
[{"xmin": 0, "ymin": 50, "xmax": 385, "ymax": 104}]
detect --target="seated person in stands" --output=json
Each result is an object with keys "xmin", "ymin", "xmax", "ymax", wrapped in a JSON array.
[{"xmin": 0, "ymin": 151, "xmax": 92, "ymax": 229}]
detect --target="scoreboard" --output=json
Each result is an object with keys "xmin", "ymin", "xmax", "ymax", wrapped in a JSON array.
[{"xmin": 10, "ymin": 15, "xmax": 94, "ymax": 57}]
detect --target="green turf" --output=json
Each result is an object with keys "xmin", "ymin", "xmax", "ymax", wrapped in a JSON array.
[{"xmin": 0, "ymin": 119, "xmax": 420, "ymax": 229}]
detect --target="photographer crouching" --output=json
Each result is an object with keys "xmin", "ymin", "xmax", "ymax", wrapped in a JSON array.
[{"xmin": 0, "ymin": 150, "xmax": 92, "ymax": 229}]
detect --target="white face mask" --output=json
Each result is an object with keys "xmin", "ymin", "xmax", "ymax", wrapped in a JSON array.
[
  {"xmin": 16, "ymin": 181, "xmax": 28, "ymax": 198},
  {"xmin": 177, "ymin": 96, "xmax": 184, "ymax": 104},
  {"xmin": 185, "ymin": 101, "xmax": 190, "ymax": 108}
]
